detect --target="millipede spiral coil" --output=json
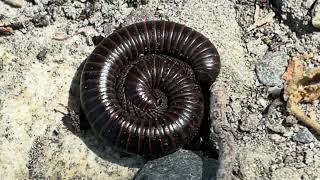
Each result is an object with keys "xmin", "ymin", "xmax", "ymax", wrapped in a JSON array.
[{"xmin": 80, "ymin": 21, "xmax": 221, "ymax": 158}]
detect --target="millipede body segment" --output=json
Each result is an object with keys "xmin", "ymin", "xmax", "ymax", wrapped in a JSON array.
[{"xmin": 80, "ymin": 21, "xmax": 220, "ymax": 158}]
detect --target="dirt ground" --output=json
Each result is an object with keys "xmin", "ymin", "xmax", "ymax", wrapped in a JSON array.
[{"xmin": 0, "ymin": 0, "xmax": 320, "ymax": 179}]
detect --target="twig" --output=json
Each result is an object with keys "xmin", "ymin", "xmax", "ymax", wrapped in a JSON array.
[
  {"xmin": 286, "ymin": 66, "xmax": 320, "ymax": 134},
  {"xmin": 52, "ymin": 35, "xmax": 73, "ymax": 41},
  {"xmin": 210, "ymin": 82, "xmax": 236, "ymax": 180},
  {"xmin": 247, "ymin": 11, "xmax": 275, "ymax": 31},
  {"xmin": 52, "ymin": 31, "xmax": 84, "ymax": 41},
  {"xmin": 254, "ymin": 4, "xmax": 260, "ymax": 22},
  {"xmin": 289, "ymin": 103, "xmax": 320, "ymax": 133}
]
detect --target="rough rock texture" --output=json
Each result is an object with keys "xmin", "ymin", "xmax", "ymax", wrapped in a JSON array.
[
  {"xmin": 256, "ymin": 51, "xmax": 289, "ymax": 87},
  {"xmin": 135, "ymin": 150, "xmax": 218, "ymax": 180},
  {"xmin": 1, "ymin": 0, "xmax": 320, "ymax": 179}
]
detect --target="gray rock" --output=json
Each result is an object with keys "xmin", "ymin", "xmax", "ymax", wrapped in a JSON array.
[
  {"xmin": 312, "ymin": 1, "xmax": 320, "ymax": 29},
  {"xmin": 292, "ymin": 128, "xmax": 315, "ymax": 143},
  {"xmin": 256, "ymin": 51, "xmax": 289, "ymax": 87},
  {"xmin": 134, "ymin": 150, "xmax": 218, "ymax": 180},
  {"xmin": 266, "ymin": 111, "xmax": 287, "ymax": 134}
]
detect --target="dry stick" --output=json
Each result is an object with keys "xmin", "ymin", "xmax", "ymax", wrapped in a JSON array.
[
  {"xmin": 289, "ymin": 103, "xmax": 320, "ymax": 133},
  {"xmin": 52, "ymin": 31, "xmax": 84, "ymax": 41},
  {"xmin": 210, "ymin": 82, "xmax": 236, "ymax": 180},
  {"xmin": 286, "ymin": 66, "xmax": 320, "ymax": 134},
  {"xmin": 254, "ymin": 4, "xmax": 260, "ymax": 22},
  {"xmin": 247, "ymin": 11, "xmax": 275, "ymax": 31}
]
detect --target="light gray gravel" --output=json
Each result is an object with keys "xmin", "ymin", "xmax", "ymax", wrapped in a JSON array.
[{"xmin": 1, "ymin": 0, "xmax": 320, "ymax": 179}]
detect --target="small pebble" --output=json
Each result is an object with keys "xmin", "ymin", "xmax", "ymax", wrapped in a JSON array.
[
  {"xmin": 32, "ymin": 15, "xmax": 50, "ymax": 27},
  {"xmin": 312, "ymin": 1, "xmax": 320, "ymax": 29},
  {"xmin": 256, "ymin": 51, "xmax": 289, "ymax": 87},
  {"xmin": 266, "ymin": 111, "xmax": 287, "ymax": 134},
  {"xmin": 292, "ymin": 128, "xmax": 315, "ymax": 144},
  {"xmin": 285, "ymin": 115, "xmax": 298, "ymax": 125},
  {"xmin": 258, "ymin": 98, "xmax": 268, "ymax": 108},
  {"xmin": 36, "ymin": 48, "xmax": 48, "ymax": 61}
]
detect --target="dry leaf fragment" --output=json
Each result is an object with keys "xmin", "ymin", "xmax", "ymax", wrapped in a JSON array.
[{"xmin": 282, "ymin": 56, "xmax": 303, "ymax": 81}]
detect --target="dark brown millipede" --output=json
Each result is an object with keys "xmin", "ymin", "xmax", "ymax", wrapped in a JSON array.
[{"xmin": 80, "ymin": 21, "xmax": 221, "ymax": 158}]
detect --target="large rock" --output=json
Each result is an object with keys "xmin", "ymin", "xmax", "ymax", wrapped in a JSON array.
[{"xmin": 135, "ymin": 150, "xmax": 218, "ymax": 180}]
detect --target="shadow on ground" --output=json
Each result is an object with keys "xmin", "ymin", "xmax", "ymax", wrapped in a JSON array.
[{"xmin": 61, "ymin": 59, "xmax": 145, "ymax": 168}]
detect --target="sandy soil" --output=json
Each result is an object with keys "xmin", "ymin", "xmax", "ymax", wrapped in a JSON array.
[{"xmin": 0, "ymin": 0, "xmax": 320, "ymax": 179}]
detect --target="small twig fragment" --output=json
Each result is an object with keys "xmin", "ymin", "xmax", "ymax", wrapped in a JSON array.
[
  {"xmin": 247, "ymin": 11, "xmax": 275, "ymax": 31},
  {"xmin": 288, "ymin": 103, "xmax": 320, "ymax": 133},
  {"xmin": 254, "ymin": 4, "xmax": 260, "ymax": 22},
  {"xmin": 210, "ymin": 82, "xmax": 236, "ymax": 180},
  {"xmin": 52, "ymin": 31, "xmax": 83, "ymax": 41},
  {"xmin": 52, "ymin": 35, "xmax": 72, "ymax": 41}
]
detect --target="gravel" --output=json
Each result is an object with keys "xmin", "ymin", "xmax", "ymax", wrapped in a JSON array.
[{"xmin": 1, "ymin": 0, "xmax": 320, "ymax": 179}]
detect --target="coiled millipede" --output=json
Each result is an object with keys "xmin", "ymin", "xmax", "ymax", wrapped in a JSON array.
[{"xmin": 80, "ymin": 21, "xmax": 220, "ymax": 158}]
